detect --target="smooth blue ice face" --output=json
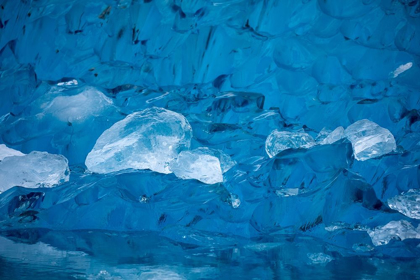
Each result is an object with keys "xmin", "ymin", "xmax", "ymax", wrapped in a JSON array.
[{"xmin": 0, "ymin": 0, "xmax": 420, "ymax": 274}]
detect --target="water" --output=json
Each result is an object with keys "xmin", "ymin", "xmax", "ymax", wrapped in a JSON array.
[{"xmin": 0, "ymin": 229, "xmax": 419, "ymax": 279}]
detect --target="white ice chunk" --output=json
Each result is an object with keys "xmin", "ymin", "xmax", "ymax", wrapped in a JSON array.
[
  {"xmin": 0, "ymin": 144, "xmax": 24, "ymax": 161},
  {"xmin": 352, "ymin": 243, "xmax": 374, "ymax": 252},
  {"xmin": 169, "ymin": 147, "xmax": 233, "ymax": 184},
  {"xmin": 276, "ymin": 188, "xmax": 300, "ymax": 197},
  {"xmin": 317, "ymin": 126, "xmax": 344, "ymax": 145},
  {"xmin": 307, "ymin": 253, "xmax": 334, "ymax": 264},
  {"xmin": 85, "ymin": 107, "xmax": 192, "ymax": 174},
  {"xmin": 344, "ymin": 119, "xmax": 396, "ymax": 161},
  {"xmin": 388, "ymin": 189, "xmax": 420, "ymax": 219},
  {"xmin": 367, "ymin": 220, "xmax": 420, "ymax": 246},
  {"xmin": 265, "ymin": 130, "xmax": 316, "ymax": 158},
  {"xmin": 0, "ymin": 151, "xmax": 69, "ymax": 192},
  {"xmin": 44, "ymin": 87, "xmax": 114, "ymax": 124},
  {"xmin": 391, "ymin": 62, "xmax": 412, "ymax": 78}
]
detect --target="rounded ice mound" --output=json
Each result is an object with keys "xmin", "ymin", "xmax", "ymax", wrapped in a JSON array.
[
  {"xmin": 85, "ymin": 107, "xmax": 192, "ymax": 174},
  {"xmin": 265, "ymin": 130, "xmax": 316, "ymax": 158},
  {"xmin": 344, "ymin": 119, "xmax": 396, "ymax": 161},
  {"xmin": 0, "ymin": 151, "xmax": 69, "ymax": 192},
  {"xmin": 169, "ymin": 147, "xmax": 234, "ymax": 184}
]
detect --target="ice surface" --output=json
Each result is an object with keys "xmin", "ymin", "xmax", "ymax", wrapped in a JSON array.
[
  {"xmin": 0, "ymin": 151, "xmax": 69, "ymax": 192},
  {"xmin": 0, "ymin": 0, "xmax": 419, "ymax": 270},
  {"xmin": 265, "ymin": 130, "xmax": 316, "ymax": 158},
  {"xmin": 0, "ymin": 144, "xmax": 24, "ymax": 161},
  {"xmin": 169, "ymin": 148, "xmax": 229, "ymax": 184},
  {"xmin": 86, "ymin": 107, "xmax": 192, "ymax": 174},
  {"xmin": 344, "ymin": 119, "xmax": 396, "ymax": 161},
  {"xmin": 388, "ymin": 189, "xmax": 420, "ymax": 220},
  {"xmin": 368, "ymin": 221, "xmax": 420, "ymax": 246}
]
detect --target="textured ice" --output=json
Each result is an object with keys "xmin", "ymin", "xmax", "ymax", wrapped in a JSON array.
[
  {"xmin": 344, "ymin": 119, "xmax": 396, "ymax": 161},
  {"xmin": 265, "ymin": 130, "xmax": 316, "ymax": 158},
  {"xmin": 86, "ymin": 107, "xmax": 192, "ymax": 174},
  {"xmin": 0, "ymin": 151, "xmax": 69, "ymax": 192},
  {"xmin": 170, "ymin": 147, "xmax": 235, "ymax": 184},
  {"xmin": 388, "ymin": 189, "xmax": 420, "ymax": 220},
  {"xmin": 317, "ymin": 127, "xmax": 345, "ymax": 145},
  {"xmin": 368, "ymin": 221, "xmax": 420, "ymax": 246},
  {"xmin": 0, "ymin": 0, "xmax": 420, "ymax": 274},
  {"xmin": 0, "ymin": 144, "xmax": 24, "ymax": 160}
]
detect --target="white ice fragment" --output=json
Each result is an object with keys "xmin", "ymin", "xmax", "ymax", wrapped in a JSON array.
[
  {"xmin": 169, "ymin": 147, "xmax": 233, "ymax": 184},
  {"xmin": 265, "ymin": 130, "xmax": 316, "ymax": 158},
  {"xmin": 367, "ymin": 220, "xmax": 420, "ymax": 246},
  {"xmin": 276, "ymin": 188, "xmax": 299, "ymax": 197},
  {"xmin": 86, "ymin": 107, "xmax": 192, "ymax": 174},
  {"xmin": 388, "ymin": 189, "xmax": 420, "ymax": 219},
  {"xmin": 229, "ymin": 193, "xmax": 241, "ymax": 208},
  {"xmin": 344, "ymin": 119, "xmax": 396, "ymax": 161},
  {"xmin": 244, "ymin": 243, "xmax": 282, "ymax": 252},
  {"xmin": 352, "ymin": 243, "xmax": 374, "ymax": 252},
  {"xmin": 307, "ymin": 253, "xmax": 334, "ymax": 264},
  {"xmin": 317, "ymin": 127, "xmax": 344, "ymax": 145},
  {"xmin": 0, "ymin": 151, "xmax": 69, "ymax": 192},
  {"xmin": 0, "ymin": 144, "xmax": 24, "ymax": 161},
  {"xmin": 56, "ymin": 79, "xmax": 78, "ymax": 86},
  {"xmin": 391, "ymin": 62, "xmax": 412, "ymax": 78}
]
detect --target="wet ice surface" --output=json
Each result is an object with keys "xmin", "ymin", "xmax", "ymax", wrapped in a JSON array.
[{"xmin": 0, "ymin": 0, "xmax": 420, "ymax": 277}]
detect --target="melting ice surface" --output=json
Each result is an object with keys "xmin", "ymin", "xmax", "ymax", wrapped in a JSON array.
[{"xmin": 0, "ymin": 0, "xmax": 420, "ymax": 278}]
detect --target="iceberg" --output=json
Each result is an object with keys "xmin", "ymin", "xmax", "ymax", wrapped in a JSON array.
[
  {"xmin": 265, "ymin": 130, "xmax": 316, "ymax": 158},
  {"xmin": 388, "ymin": 189, "xmax": 420, "ymax": 220},
  {"xmin": 85, "ymin": 107, "xmax": 192, "ymax": 174},
  {"xmin": 0, "ymin": 0, "xmax": 420, "ymax": 276},
  {"xmin": 169, "ymin": 147, "xmax": 234, "ymax": 184},
  {"xmin": 344, "ymin": 119, "xmax": 396, "ymax": 161},
  {"xmin": 0, "ymin": 151, "xmax": 69, "ymax": 192}
]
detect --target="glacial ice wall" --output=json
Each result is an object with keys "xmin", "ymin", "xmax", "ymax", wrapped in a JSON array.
[{"xmin": 0, "ymin": 0, "xmax": 420, "ymax": 259}]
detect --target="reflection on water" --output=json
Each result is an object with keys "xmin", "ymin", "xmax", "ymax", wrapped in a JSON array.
[{"xmin": 0, "ymin": 229, "xmax": 419, "ymax": 279}]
